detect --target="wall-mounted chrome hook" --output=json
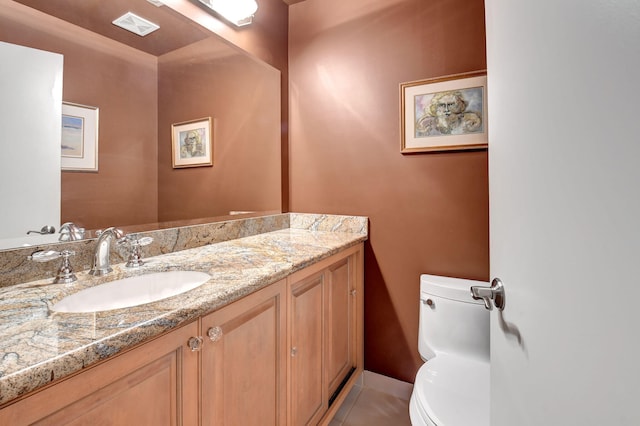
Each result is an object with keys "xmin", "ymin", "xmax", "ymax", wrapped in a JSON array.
[{"xmin": 470, "ymin": 278, "xmax": 506, "ymax": 311}]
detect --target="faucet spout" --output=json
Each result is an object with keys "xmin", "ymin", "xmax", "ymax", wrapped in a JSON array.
[{"xmin": 89, "ymin": 227, "xmax": 124, "ymax": 276}]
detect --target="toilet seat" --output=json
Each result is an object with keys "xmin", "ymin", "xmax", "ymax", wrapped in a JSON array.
[{"xmin": 410, "ymin": 354, "xmax": 489, "ymax": 426}]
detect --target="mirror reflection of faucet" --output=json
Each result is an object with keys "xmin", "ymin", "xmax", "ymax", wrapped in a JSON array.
[{"xmin": 58, "ymin": 222, "xmax": 85, "ymax": 241}]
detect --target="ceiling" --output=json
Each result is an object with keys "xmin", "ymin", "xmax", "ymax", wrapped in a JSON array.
[{"xmin": 14, "ymin": 0, "xmax": 213, "ymax": 56}]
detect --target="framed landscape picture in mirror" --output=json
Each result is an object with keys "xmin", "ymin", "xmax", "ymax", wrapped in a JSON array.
[
  {"xmin": 61, "ymin": 102, "xmax": 99, "ymax": 171},
  {"xmin": 171, "ymin": 117, "xmax": 213, "ymax": 168},
  {"xmin": 401, "ymin": 71, "xmax": 487, "ymax": 153}
]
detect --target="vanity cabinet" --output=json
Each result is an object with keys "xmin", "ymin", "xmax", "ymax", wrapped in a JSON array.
[
  {"xmin": 289, "ymin": 270, "xmax": 326, "ymax": 425},
  {"xmin": 326, "ymin": 255, "xmax": 359, "ymax": 399},
  {"xmin": 287, "ymin": 244, "xmax": 363, "ymax": 426},
  {"xmin": 0, "ymin": 321, "xmax": 200, "ymax": 425},
  {"xmin": 201, "ymin": 280, "xmax": 287, "ymax": 426},
  {"xmin": 0, "ymin": 243, "xmax": 364, "ymax": 425}
]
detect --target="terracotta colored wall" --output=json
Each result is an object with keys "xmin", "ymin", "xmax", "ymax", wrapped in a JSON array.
[
  {"xmin": 157, "ymin": 39, "xmax": 281, "ymax": 221},
  {"xmin": 289, "ymin": 0, "xmax": 489, "ymax": 382},
  {"xmin": 0, "ymin": 5, "xmax": 158, "ymax": 231},
  {"xmin": 60, "ymin": 46, "xmax": 158, "ymax": 230}
]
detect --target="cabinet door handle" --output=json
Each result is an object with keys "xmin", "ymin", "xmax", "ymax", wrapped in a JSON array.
[
  {"xmin": 187, "ymin": 336, "xmax": 204, "ymax": 352},
  {"xmin": 350, "ymin": 289, "xmax": 357, "ymax": 296},
  {"xmin": 207, "ymin": 326, "xmax": 223, "ymax": 342},
  {"xmin": 291, "ymin": 347, "xmax": 297, "ymax": 357}
]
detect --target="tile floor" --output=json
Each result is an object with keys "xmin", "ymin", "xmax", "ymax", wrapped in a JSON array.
[{"xmin": 329, "ymin": 374, "xmax": 413, "ymax": 426}]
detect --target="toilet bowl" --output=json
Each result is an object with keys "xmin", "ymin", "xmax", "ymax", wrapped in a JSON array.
[{"xmin": 409, "ymin": 275, "xmax": 490, "ymax": 426}]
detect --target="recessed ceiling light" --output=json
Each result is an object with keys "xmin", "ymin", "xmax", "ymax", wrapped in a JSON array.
[
  {"xmin": 146, "ymin": 0, "xmax": 164, "ymax": 6},
  {"xmin": 112, "ymin": 12, "xmax": 160, "ymax": 37}
]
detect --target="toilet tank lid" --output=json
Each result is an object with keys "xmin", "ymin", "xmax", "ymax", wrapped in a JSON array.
[{"xmin": 420, "ymin": 274, "xmax": 488, "ymax": 303}]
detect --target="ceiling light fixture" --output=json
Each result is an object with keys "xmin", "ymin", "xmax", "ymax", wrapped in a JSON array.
[{"xmin": 197, "ymin": 0, "xmax": 258, "ymax": 27}]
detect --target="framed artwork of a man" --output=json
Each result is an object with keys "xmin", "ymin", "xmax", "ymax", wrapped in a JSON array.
[{"xmin": 401, "ymin": 71, "xmax": 487, "ymax": 153}]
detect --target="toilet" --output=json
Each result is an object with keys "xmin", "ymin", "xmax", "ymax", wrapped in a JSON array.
[{"xmin": 409, "ymin": 274, "xmax": 490, "ymax": 426}]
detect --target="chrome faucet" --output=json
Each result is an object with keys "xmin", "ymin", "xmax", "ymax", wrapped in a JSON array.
[{"xmin": 89, "ymin": 227, "xmax": 124, "ymax": 276}]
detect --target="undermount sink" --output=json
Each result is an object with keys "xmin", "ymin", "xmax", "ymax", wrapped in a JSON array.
[{"xmin": 51, "ymin": 271, "xmax": 211, "ymax": 313}]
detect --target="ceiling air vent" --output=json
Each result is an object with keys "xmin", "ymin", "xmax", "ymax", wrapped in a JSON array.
[{"xmin": 112, "ymin": 12, "xmax": 160, "ymax": 37}]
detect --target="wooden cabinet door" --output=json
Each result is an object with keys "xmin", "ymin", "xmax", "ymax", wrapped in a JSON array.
[
  {"xmin": 288, "ymin": 272, "xmax": 326, "ymax": 426},
  {"xmin": 201, "ymin": 280, "xmax": 286, "ymax": 426},
  {"xmin": 0, "ymin": 321, "xmax": 200, "ymax": 425},
  {"xmin": 326, "ymin": 256, "xmax": 357, "ymax": 400}
]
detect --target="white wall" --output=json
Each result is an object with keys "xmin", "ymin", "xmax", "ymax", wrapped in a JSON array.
[{"xmin": 0, "ymin": 42, "xmax": 62, "ymax": 241}]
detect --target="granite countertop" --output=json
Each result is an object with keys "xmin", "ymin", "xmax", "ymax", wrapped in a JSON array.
[{"xmin": 0, "ymin": 226, "xmax": 367, "ymax": 406}]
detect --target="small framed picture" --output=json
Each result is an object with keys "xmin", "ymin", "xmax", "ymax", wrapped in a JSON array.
[
  {"xmin": 401, "ymin": 71, "xmax": 487, "ymax": 153},
  {"xmin": 171, "ymin": 117, "xmax": 213, "ymax": 168},
  {"xmin": 61, "ymin": 102, "xmax": 99, "ymax": 171}
]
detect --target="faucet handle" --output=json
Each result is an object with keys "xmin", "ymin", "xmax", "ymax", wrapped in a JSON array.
[
  {"xmin": 28, "ymin": 250, "xmax": 77, "ymax": 283},
  {"xmin": 118, "ymin": 234, "xmax": 153, "ymax": 247},
  {"xmin": 117, "ymin": 234, "xmax": 152, "ymax": 248},
  {"xmin": 117, "ymin": 234, "xmax": 153, "ymax": 268},
  {"xmin": 29, "ymin": 250, "xmax": 63, "ymax": 262}
]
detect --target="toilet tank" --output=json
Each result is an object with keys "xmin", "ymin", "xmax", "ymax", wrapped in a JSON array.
[{"xmin": 418, "ymin": 274, "xmax": 490, "ymax": 362}]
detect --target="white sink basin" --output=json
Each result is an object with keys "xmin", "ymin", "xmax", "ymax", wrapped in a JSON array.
[{"xmin": 52, "ymin": 271, "xmax": 211, "ymax": 313}]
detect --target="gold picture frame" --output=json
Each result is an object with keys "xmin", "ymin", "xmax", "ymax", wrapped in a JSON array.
[
  {"xmin": 401, "ymin": 71, "xmax": 487, "ymax": 153},
  {"xmin": 171, "ymin": 117, "xmax": 213, "ymax": 168}
]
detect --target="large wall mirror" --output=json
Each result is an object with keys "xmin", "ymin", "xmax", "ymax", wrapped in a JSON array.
[{"xmin": 0, "ymin": 0, "xmax": 282, "ymax": 250}]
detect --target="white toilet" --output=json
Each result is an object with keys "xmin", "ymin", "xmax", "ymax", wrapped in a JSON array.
[{"xmin": 409, "ymin": 274, "xmax": 490, "ymax": 426}]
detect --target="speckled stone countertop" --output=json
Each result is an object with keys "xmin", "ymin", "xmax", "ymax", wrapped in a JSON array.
[{"xmin": 0, "ymin": 216, "xmax": 367, "ymax": 406}]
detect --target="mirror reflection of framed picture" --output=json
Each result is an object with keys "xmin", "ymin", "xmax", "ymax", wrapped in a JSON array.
[
  {"xmin": 401, "ymin": 71, "xmax": 487, "ymax": 153},
  {"xmin": 171, "ymin": 117, "xmax": 213, "ymax": 168},
  {"xmin": 61, "ymin": 102, "xmax": 99, "ymax": 171}
]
